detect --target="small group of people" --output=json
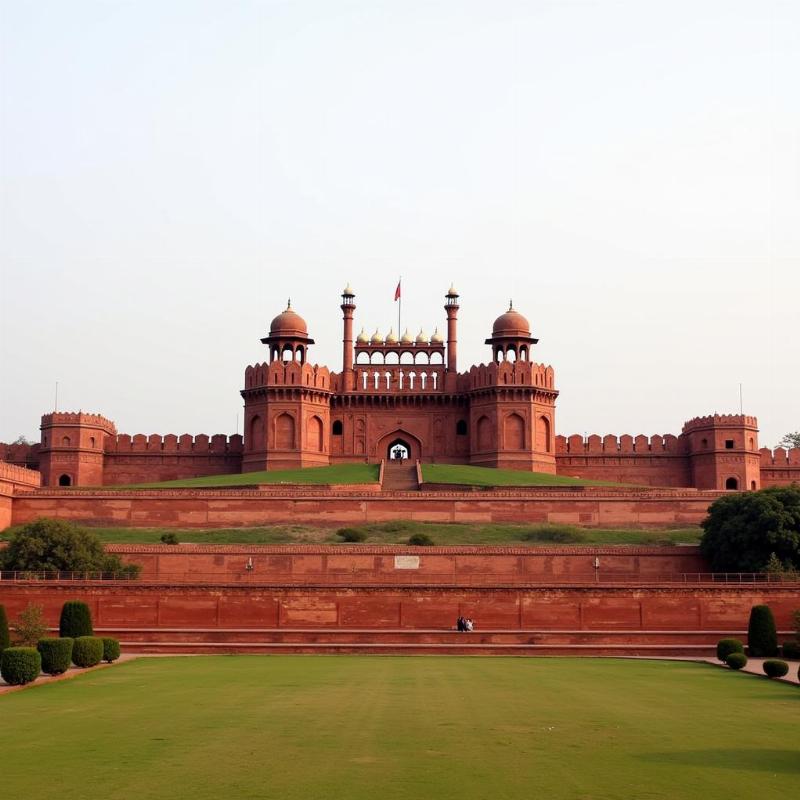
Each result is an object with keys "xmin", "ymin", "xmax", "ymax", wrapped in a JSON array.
[{"xmin": 456, "ymin": 616, "xmax": 474, "ymax": 632}]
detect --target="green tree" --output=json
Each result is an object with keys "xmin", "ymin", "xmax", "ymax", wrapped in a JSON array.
[
  {"xmin": 0, "ymin": 604, "xmax": 10, "ymax": 652},
  {"xmin": 776, "ymin": 431, "xmax": 800, "ymax": 450},
  {"xmin": 12, "ymin": 603, "xmax": 48, "ymax": 647},
  {"xmin": 0, "ymin": 518, "xmax": 140, "ymax": 577},
  {"xmin": 699, "ymin": 485, "xmax": 800, "ymax": 572},
  {"xmin": 747, "ymin": 605, "xmax": 779, "ymax": 658}
]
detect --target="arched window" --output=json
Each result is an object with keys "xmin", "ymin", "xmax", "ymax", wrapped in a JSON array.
[
  {"xmin": 385, "ymin": 351, "xmax": 399, "ymax": 365},
  {"xmin": 371, "ymin": 351, "xmax": 385, "ymax": 366},
  {"xmin": 701, "ymin": 438, "xmax": 708, "ymax": 449},
  {"xmin": 400, "ymin": 351, "xmax": 414, "ymax": 365},
  {"xmin": 477, "ymin": 415, "xmax": 492, "ymax": 450},
  {"xmin": 750, "ymin": 480, "xmax": 757, "ymax": 491},
  {"xmin": 90, "ymin": 436, "xmax": 96, "ymax": 448},
  {"xmin": 430, "ymin": 351, "xmax": 443, "ymax": 365},
  {"xmin": 62, "ymin": 436, "xmax": 71, "ymax": 447},
  {"xmin": 725, "ymin": 477, "xmax": 739, "ymax": 490},
  {"xmin": 308, "ymin": 415, "xmax": 323, "ymax": 451},
  {"xmin": 249, "ymin": 415, "xmax": 264, "ymax": 449},
  {"xmin": 414, "ymin": 351, "xmax": 429, "ymax": 365},
  {"xmin": 275, "ymin": 413, "xmax": 296, "ymax": 449},
  {"xmin": 456, "ymin": 420, "xmax": 468, "ymax": 436},
  {"xmin": 281, "ymin": 345, "xmax": 294, "ymax": 363},
  {"xmin": 58, "ymin": 474, "xmax": 72, "ymax": 487},
  {"xmin": 295, "ymin": 345, "xmax": 305, "ymax": 364},
  {"xmin": 356, "ymin": 351, "xmax": 370, "ymax": 365},
  {"xmin": 332, "ymin": 420, "xmax": 343, "ymax": 435},
  {"xmin": 504, "ymin": 413, "xmax": 525, "ymax": 450}
]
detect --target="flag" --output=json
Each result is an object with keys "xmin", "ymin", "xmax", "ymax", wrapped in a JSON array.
[{"xmin": 394, "ymin": 280, "xmax": 401, "ymax": 301}]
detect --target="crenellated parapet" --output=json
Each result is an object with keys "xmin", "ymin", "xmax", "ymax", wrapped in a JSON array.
[
  {"xmin": 466, "ymin": 361, "xmax": 555, "ymax": 391},
  {"xmin": 759, "ymin": 447, "xmax": 800, "ymax": 466},
  {"xmin": 40, "ymin": 412, "xmax": 117, "ymax": 433},
  {"xmin": 556, "ymin": 433, "xmax": 685, "ymax": 454},
  {"xmin": 681, "ymin": 414, "xmax": 758, "ymax": 434},
  {"xmin": 106, "ymin": 433, "xmax": 244, "ymax": 453},
  {"xmin": 244, "ymin": 360, "xmax": 332, "ymax": 392}
]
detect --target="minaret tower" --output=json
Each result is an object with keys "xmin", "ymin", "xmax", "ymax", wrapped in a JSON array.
[
  {"xmin": 444, "ymin": 284, "xmax": 460, "ymax": 373},
  {"xmin": 341, "ymin": 284, "xmax": 356, "ymax": 391}
]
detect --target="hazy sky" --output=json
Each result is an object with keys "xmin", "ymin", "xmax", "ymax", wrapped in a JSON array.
[{"xmin": 1, "ymin": 1, "xmax": 798, "ymax": 448}]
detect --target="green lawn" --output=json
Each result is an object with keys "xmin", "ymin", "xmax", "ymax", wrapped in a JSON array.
[
  {"xmin": 2, "ymin": 657, "xmax": 797, "ymax": 800},
  {"xmin": 121, "ymin": 463, "xmax": 380, "ymax": 488},
  {"xmin": 12, "ymin": 520, "xmax": 702, "ymax": 546},
  {"xmin": 422, "ymin": 463, "xmax": 636, "ymax": 487}
]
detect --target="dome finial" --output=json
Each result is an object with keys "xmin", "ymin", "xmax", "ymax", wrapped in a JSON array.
[
  {"xmin": 508, "ymin": 299, "xmax": 513, "ymax": 311},
  {"xmin": 287, "ymin": 298, "xmax": 292, "ymax": 310}
]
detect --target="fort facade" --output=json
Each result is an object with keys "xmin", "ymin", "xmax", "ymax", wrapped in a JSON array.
[{"xmin": 2, "ymin": 286, "xmax": 798, "ymax": 490}]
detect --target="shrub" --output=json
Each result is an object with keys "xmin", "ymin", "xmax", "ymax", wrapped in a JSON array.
[
  {"xmin": 59, "ymin": 601, "xmax": 93, "ymax": 638},
  {"xmin": 160, "ymin": 532, "xmax": 179, "ymax": 545},
  {"xmin": 336, "ymin": 528, "xmax": 367, "ymax": 543},
  {"xmin": 37, "ymin": 637, "xmax": 74, "ymax": 675},
  {"xmin": 408, "ymin": 532, "xmax": 435, "ymax": 546},
  {"xmin": 102, "ymin": 637, "xmax": 121, "ymax": 663},
  {"xmin": 521, "ymin": 524, "xmax": 585, "ymax": 543},
  {"xmin": 762, "ymin": 659, "xmax": 789, "ymax": 679},
  {"xmin": 725, "ymin": 652, "xmax": 748, "ymax": 670},
  {"xmin": 72, "ymin": 636, "xmax": 104, "ymax": 668},
  {"xmin": 0, "ymin": 518, "xmax": 140, "ymax": 577},
  {"xmin": 716, "ymin": 638, "xmax": 744, "ymax": 662},
  {"xmin": 780, "ymin": 640, "xmax": 800, "ymax": 660},
  {"xmin": 0, "ymin": 604, "xmax": 9, "ymax": 653},
  {"xmin": 747, "ymin": 605, "xmax": 779, "ymax": 657},
  {"xmin": 12, "ymin": 603, "xmax": 48, "ymax": 647},
  {"xmin": 699, "ymin": 485, "xmax": 800, "ymax": 572},
  {"xmin": 1, "ymin": 646, "xmax": 41, "ymax": 685}
]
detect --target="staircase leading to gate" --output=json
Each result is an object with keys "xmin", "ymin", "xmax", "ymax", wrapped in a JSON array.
[{"xmin": 381, "ymin": 460, "xmax": 420, "ymax": 491}]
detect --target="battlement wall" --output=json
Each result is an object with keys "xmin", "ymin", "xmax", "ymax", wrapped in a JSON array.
[
  {"xmin": 759, "ymin": 447, "xmax": 800, "ymax": 488},
  {"xmin": 0, "ymin": 441, "xmax": 40, "ymax": 469},
  {"xmin": 0, "ymin": 462, "xmax": 41, "ymax": 528},
  {"xmin": 555, "ymin": 432, "xmax": 690, "ymax": 487},
  {"xmin": 100, "ymin": 433, "xmax": 243, "ymax": 486}
]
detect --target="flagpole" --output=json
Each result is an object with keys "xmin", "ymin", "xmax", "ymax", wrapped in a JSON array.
[{"xmin": 398, "ymin": 276, "xmax": 402, "ymax": 336}]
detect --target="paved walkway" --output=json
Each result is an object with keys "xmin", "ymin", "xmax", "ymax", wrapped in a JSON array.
[{"xmin": 704, "ymin": 656, "xmax": 799, "ymax": 685}]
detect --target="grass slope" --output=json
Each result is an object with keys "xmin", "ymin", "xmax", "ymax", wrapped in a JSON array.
[
  {"xmin": 422, "ymin": 463, "xmax": 636, "ymax": 487},
  {"xmin": 2, "ymin": 657, "xmax": 797, "ymax": 800},
  {"xmin": 122, "ymin": 463, "xmax": 379, "ymax": 488},
  {"xmin": 10, "ymin": 520, "xmax": 702, "ymax": 545}
]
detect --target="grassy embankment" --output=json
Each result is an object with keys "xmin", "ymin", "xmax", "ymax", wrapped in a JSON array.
[
  {"xmin": 1, "ymin": 656, "xmax": 797, "ymax": 800},
  {"xmin": 2, "ymin": 520, "xmax": 701, "ymax": 546}
]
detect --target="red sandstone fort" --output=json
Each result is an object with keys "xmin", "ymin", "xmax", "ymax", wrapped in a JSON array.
[{"xmin": 1, "ymin": 285, "xmax": 798, "ymax": 491}]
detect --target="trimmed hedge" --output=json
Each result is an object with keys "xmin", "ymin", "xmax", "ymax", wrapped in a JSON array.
[
  {"xmin": 780, "ymin": 640, "xmax": 800, "ymax": 660},
  {"xmin": 102, "ymin": 637, "xmax": 121, "ymax": 663},
  {"xmin": 762, "ymin": 659, "xmax": 789, "ymax": 679},
  {"xmin": 59, "ymin": 601, "xmax": 94, "ymax": 638},
  {"xmin": 72, "ymin": 636, "xmax": 104, "ymax": 668},
  {"xmin": 716, "ymin": 638, "xmax": 744, "ymax": 662},
  {"xmin": 1, "ymin": 646, "xmax": 41, "ymax": 685},
  {"xmin": 37, "ymin": 637, "xmax": 74, "ymax": 675},
  {"xmin": 747, "ymin": 605, "xmax": 778, "ymax": 657},
  {"xmin": 725, "ymin": 653, "xmax": 748, "ymax": 670},
  {"xmin": 0, "ymin": 604, "xmax": 9, "ymax": 653}
]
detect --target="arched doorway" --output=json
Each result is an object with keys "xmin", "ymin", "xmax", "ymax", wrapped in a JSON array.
[
  {"xmin": 376, "ymin": 429, "xmax": 422, "ymax": 462},
  {"xmin": 58, "ymin": 474, "xmax": 72, "ymax": 487},
  {"xmin": 387, "ymin": 439, "xmax": 410, "ymax": 460},
  {"xmin": 725, "ymin": 477, "xmax": 739, "ymax": 490}
]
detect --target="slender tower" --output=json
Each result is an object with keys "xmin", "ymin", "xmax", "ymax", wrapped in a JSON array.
[
  {"xmin": 445, "ymin": 284, "xmax": 460, "ymax": 373},
  {"xmin": 341, "ymin": 284, "xmax": 356, "ymax": 391}
]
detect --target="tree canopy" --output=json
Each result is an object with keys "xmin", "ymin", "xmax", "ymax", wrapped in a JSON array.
[
  {"xmin": 776, "ymin": 431, "xmax": 800, "ymax": 450},
  {"xmin": 0, "ymin": 518, "xmax": 140, "ymax": 577},
  {"xmin": 699, "ymin": 485, "xmax": 800, "ymax": 572}
]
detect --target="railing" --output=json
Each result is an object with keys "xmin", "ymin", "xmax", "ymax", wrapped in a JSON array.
[{"xmin": 1, "ymin": 570, "xmax": 798, "ymax": 586}]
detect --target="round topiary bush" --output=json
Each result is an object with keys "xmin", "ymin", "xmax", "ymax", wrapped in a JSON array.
[
  {"xmin": 747, "ymin": 605, "xmax": 778, "ymax": 657},
  {"xmin": 762, "ymin": 659, "xmax": 789, "ymax": 679},
  {"xmin": 59, "ymin": 601, "xmax": 94, "ymax": 638},
  {"xmin": 408, "ymin": 532, "xmax": 434, "ymax": 546},
  {"xmin": 0, "ymin": 604, "xmax": 10, "ymax": 653},
  {"xmin": 37, "ymin": 637, "xmax": 74, "ymax": 675},
  {"xmin": 725, "ymin": 652, "xmax": 748, "ymax": 670},
  {"xmin": 336, "ymin": 528, "xmax": 367, "ymax": 543},
  {"xmin": 160, "ymin": 532, "xmax": 179, "ymax": 545},
  {"xmin": 102, "ymin": 637, "xmax": 121, "ymax": 663},
  {"xmin": 780, "ymin": 640, "xmax": 800, "ymax": 660},
  {"xmin": 716, "ymin": 638, "xmax": 744, "ymax": 662},
  {"xmin": 72, "ymin": 636, "xmax": 104, "ymax": 668},
  {"xmin": 1, "ymin": 646, "xmax": 41, "ymax": 685}
]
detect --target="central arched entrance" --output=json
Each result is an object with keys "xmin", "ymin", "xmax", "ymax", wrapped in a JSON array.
[
  {"xmin": 387, "ymin": 439, "xmax": 411, "ymax": 460},
  {"xmin": 376, "ymin": 429, "xmax": 422, "ymax": 462}
]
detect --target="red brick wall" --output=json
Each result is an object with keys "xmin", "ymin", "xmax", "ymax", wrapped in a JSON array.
[
  {"xmin": 0, "ymin": 583, "xmax": 796, "ymax": 633},
  {"xmin": 7, "ymin": 486, "xmax": 722, "ymax": 529},
  {"xmin": 0, "ymin": 463, "xmax": 41, "ymax": 529}
]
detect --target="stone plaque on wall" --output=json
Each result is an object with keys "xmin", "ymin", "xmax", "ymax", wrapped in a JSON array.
[{"xmin": 394, "ymin": 555, "xmax": 420, "ymax": 570}]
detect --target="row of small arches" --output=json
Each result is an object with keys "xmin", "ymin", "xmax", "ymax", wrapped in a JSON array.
[
  {"xmin": 358, "ymin": 370, "xmax": 439, "ymax": 390},
  {"xmin": 356, "ymin": 351, "xmax": 444, "ymax": 365}
]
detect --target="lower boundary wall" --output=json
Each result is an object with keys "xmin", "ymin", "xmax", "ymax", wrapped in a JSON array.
[
  {"xmin": 8, "ymin": 486, "xmax": 724, "ymax": 528},
  {"xmin": 1, "ymin": 583, "xmax": 797, "ymax": 656}
]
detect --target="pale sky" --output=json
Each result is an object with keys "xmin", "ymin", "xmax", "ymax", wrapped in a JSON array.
[{"xmin": 1, "ymin": 1, "xmax": 798, "ymax": 449}]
